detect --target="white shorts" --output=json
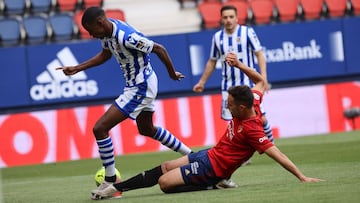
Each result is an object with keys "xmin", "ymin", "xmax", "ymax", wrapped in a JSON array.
[
  {"xmin": 114, "ymin": 73, "xmax": 158, "ymax": 119},
  {"xmin": 221, "ymin": 90, "xmax": 266, "ymax": 121}
]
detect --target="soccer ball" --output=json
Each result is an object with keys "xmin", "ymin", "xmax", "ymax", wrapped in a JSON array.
[{"xmin": 94, "ymin": 167, "xmax": 121, "ymax": 186}]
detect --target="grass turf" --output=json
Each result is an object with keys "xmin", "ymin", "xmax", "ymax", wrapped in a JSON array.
[{"xmin": 1, "ymin": 130, "xmax": 360, "ymax": 203}]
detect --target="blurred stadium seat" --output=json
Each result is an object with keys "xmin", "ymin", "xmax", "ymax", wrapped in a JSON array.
[
  {"xmin": 73, "ymin": 9, "xmax": 91, "ymax": 39},
  {"xmin": 249, "ymin": 0, "xmax": 274, "ymax": 24},
  {"xmin": 274, "ymin": 0, "xmax": 299, "ymax": 22},
  {"xmin": 56, "ymin": 0, "xmax": 78, "ymax": 12},
  {"xmin": 82, "ymin": 0, "xmax": 103, "ymax": 8},
  {"xmin": 29, "ymin": 0, "xmax": 53, "ymax": 14},
  {"xmin": 349, "ymin": 0, "xmax": 360, "ymax": 15},
  {"xmin": 105, "ymin": 9, "xmax": 126, "ymax": 21},
  {"xmin": 325, "ymin": 0, "xmax": 348, "ymax": 17},
  {"xmin": 197, "ymin": 1, "xmax": 222, "ymax": 29},
  {"xmin": 48, "ymin": 13, "xmax": 75, "ymax": 41},
  {"xmin": 0, "ymin": 17, "xmax": 22, "ymax": 46},
  {"xmin": 299, "ymin": 0, "xmax": 324, "ymax": 20},
  {"xmin": 23, "ymin": 14, "xmax": 49, "ymax": 44},
  {"xmin": 223, "ymin": 0, "xmax": 249, "ymax": 25},
  {"xmin": 4, "ymin": 0, "xmax": 27, "ymax": 16}
]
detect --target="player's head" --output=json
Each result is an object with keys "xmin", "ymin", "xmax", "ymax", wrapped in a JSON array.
[
  {"xmin": 227, "ymin": 85, "xmax": 254, "ymax": 118},
  {"xmin": 221, "ymin": 5, "xmax": 238, "ymax": 31},
  {"xmin": 82, "ymin": 7, "xmax": 111, "ymax": 39}
]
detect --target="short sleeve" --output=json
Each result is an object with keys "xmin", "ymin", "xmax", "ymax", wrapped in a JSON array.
[
  {"xmin": 124, "ymin": 32, "xmax": 154, "ymax": 53},
  {"xmin": 247, "ymin": 27, "xmax": 262, "ymax": 52}
]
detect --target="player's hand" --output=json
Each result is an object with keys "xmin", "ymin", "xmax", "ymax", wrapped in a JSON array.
[
  {"xmin": 56, "ymin": 66, "xmax": 79, "ymax": 76},
  {"xmin": 225, "ymin": 53, "xmax": 239, "ymax": 67},
  {"xmin": 264, "ymin": 81, "xmax": 271, "ymax": 93},
  {"xmin": 171, "ymin": 71, "xmax": 185, "ymax": 81},
  {"xmin": 193, "ymin": 83, "xmax": 204, "ymax": 92}
]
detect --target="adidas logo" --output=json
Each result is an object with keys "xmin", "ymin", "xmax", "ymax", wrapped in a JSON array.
[{"xmin": 30, "ymin": 47, "xmax": 99, "ymax": 101}]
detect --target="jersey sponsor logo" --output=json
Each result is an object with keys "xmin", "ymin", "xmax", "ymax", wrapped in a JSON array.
[
  {"xmin": 30, "ymin": 47, "xmax": 99, "ymax": 101},
  {"xmin": 258, "ymin": 136, "xmax": 269, "ymax": 143},
  {"xmin": 190, "ymin": 161, "xmax": 199, "ymax": 175},
  {"xmin": 263, "ymin": 39, "xmax": 322, "ymax": 62},
  {"xmin": 227, "ymin": 120, "xmax": 235, "ymax": 140}
]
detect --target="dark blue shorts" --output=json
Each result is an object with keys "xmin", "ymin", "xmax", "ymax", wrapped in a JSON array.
[{"xmin": 180, "ymin": 149, "xmax": 222, "ymax": 186}]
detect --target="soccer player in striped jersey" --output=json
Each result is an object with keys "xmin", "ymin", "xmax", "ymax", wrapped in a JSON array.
[
  {"xmin": 56, "ymin": 7, "xmax": 192, "ymax": 198},
  {"xmin": 91, "ymin": 53, "xmax": 323, "ymax": 200},
  {"xmin": 193, "ymin": 5, "xmax": 274, "ymax": 144}
]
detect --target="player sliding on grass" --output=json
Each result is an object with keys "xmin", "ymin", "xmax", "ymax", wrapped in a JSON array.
[{"xmin": 91, "ymin": 52, "xmax": 324, "ymax": 200}]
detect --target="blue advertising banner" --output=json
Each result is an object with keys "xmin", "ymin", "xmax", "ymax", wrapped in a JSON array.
[
  {"xmin": 254, "ymin": 19, "xmax": 347, "ymax": 82},
  {"xmin": 149, "ymin": 34, "xmax": 193, "ymax": 94},
  {"xmin": 0, "ymin": 47, "xmax": 30, "ymax": 108},
  {"xmin": 187, "ymin": 30, "xmax": 223, "ymax": 90},
  {"xmin": 26, "ymin": 41, "xmax": 124, "ymax": 106},
  {"xmin": 1, "ymin": 17, "xmax": 360, "ymax": 110},
  {"xmin": 343, "ymin": 16, "xmax": 360, "ymax": 74}
]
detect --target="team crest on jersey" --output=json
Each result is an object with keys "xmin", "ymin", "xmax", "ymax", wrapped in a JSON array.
[
  {"xmin": 237, "ymin": 37, "xmax": 241, "ymax": 43},
  {"xmin": 136, "ymin": 40, "xmax": 145, "ymax": 49}
]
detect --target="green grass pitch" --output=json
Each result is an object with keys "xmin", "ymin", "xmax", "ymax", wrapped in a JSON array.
[{"xmin": 1, "ymin": 131, "xmax": 360, "ymax": 203}]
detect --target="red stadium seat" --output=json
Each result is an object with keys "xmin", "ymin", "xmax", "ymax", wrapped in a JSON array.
[
  {"xmin": 82, "ymin": 0, "xmax": 103, "ymax": 8},
  {"xmin": 274, "ymin": 0, "xmax": 299, "ymax": 22},
  {"xmin": 299, "ymin": 0, "xmax": 324, "ymax": 20},
  {"xmin": 198, "ymin": 2, "xmax": 222, "ymax": 29},
  {"xmin": 56, "ymin": 0, "xmax": 78, "ymax": 12},
  {"xmin": 349, "ymin": 0, "xmax": 360, "ymax": 15},
  {"xmin": 249, "ymin": 0, "xmax": 274, "ymax": 24},
  {"xmin": 325, "ymin": 0, "xmax": 347, "ymax": 17},
  {"xmin": 223, "ymin": 0, "xmax": 249, "ymax": 25},
  {"xmin": 73, "ymin": 10, "xmax": 91, "ymax": 39},
  {"xmin": 105, "ymin": 9, "xmax": 126, "ymax": 21}
]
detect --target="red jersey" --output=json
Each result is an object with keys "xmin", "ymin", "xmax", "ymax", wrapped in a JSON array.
[{"xmin": 207, "ymin": 90, "xmax": 274, "ymax": 178}]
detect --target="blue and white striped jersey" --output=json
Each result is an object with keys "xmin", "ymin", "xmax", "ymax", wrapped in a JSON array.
[
  {"xmin": 210, "ymin": 25, "xmax": 262, "ymax": 91},
  {"xmin": 101, "ymin": 19, "xmax": 154, "ymax": 87}
]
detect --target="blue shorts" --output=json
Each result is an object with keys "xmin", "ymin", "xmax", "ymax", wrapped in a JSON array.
[{"xmin": 180, "ymin": 149, "xmax": 222, "ymax": 186}]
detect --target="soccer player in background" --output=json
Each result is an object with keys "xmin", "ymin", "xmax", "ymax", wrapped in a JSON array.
[
  {"xmin": 56, "ymin": 7, "xmax": 193, "ymax": 198},
  {"xmin": 193, "ymin": 5, "xmax": 274, "ymax": 145},
  {"xmin": 90, "ymin": 52, "xmax": 324, "ymax": 200}
]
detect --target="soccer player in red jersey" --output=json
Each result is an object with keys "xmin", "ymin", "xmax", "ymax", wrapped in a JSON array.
[{"xmin": 91, "ymin": 53, "xmax": 324, "ymax": 200}]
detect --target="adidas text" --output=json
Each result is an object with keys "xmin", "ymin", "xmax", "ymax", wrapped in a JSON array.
[{"xmin": 30, "ymin": 80, "xmax": 98, "ymax": 100}]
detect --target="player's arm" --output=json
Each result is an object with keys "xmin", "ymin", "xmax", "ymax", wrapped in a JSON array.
[
  {"xmin": 56, "ymin": 48, "xmax": 112, "ymax": 75},
  {"xmin": 265, "ymin": 146, "xmax": 324, "ymax": 182},
  {"xmin": 193, "ymin": 59, "xmax": 217, "ymax": 92},
  {"xmin": 255, "ymin": 50, "xmax": 270, "ymax": 91},
  {"xmin": 152, "ymin": 42, "xmax": 184, "ymax": 81},
  {"xmin": 225, "ymin": 52, "xmax": 265, "ymax": 94}
]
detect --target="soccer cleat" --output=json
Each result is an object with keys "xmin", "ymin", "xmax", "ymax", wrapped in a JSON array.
[
  {"xmin": 215, "ymin": 179, "xmax": 239, "ymax": 189},
  {"xmin": 91, "ymin": 183, "xmax": 121, "ymax": 200},
  {"xmin": 91, "ymin": 177, "xmax": 122, "ymax": 200}
]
